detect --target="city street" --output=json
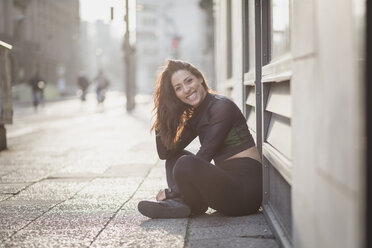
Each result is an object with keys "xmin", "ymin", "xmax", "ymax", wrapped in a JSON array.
[{"xmin": 0, "ymin": 92, "xmax": 277, "ymax": 247}]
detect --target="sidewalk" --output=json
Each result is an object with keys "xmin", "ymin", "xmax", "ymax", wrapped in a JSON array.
[{"xmin": 0, "ymin": 93, "xmax": 278, "ymax": 247}]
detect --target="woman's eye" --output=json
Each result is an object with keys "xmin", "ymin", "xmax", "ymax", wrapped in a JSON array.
[
  {"xmin": 187, "ymin": 79, "xmax": 193, "ymax": 83},
  {"xmin": 175, "ymin": 87, "xmax": 181, "ymax": 91}
]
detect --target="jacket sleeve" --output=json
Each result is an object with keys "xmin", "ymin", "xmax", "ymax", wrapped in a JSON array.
[
  {"xmin": 195, "ymin": 100, "xmax": 237, "ymax": 162},
  {"xmin": 156, "ymin": 124, "xmax": 197, "ymax": 160}
]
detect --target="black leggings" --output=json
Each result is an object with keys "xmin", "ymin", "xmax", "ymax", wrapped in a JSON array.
[{"xmin": 165, "ymin": 150, "xmax": 262, "ymax": 216}]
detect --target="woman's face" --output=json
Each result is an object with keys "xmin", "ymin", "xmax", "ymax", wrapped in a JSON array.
[{"xmin": 170, "ymin": 69, "xmax": 207, "ymax": 108}]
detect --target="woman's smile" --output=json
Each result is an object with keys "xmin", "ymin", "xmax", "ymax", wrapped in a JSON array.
[{"xmin": 187, "ymin": 92, "xmax": 197, "ymax": 100}]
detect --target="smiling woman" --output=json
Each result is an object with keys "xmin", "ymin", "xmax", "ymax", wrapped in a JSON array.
[{"xmin": 137, "ymin": 59, "xmax": 263, "ymax": 219}]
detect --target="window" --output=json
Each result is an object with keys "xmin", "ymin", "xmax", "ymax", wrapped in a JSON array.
[
  {"xmin": 226, "ymin": 0, "xmax": 232, "ymax": 78},
  {"xmin": 248, "ymin": 0, "xmax": 256, "ymax": 70},
  {"xmin": 243, "ymin": 0, "xmax": 249, "ymax": 73},
  {"xmin": 243, "ymin": 0, "xmax": 256, "ymax": 73},
  {"xmin": 271, "ymin": 0, "xmax": 291, "ymax": 60}
]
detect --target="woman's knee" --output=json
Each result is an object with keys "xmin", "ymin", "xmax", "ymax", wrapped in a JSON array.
[
  {"xmin": 173, "ymin": 155, "xmax": 198, "ymax": 178},
  {"xmin": 165, "ymin": 150, "xmax": 193, "ymax": 169}
]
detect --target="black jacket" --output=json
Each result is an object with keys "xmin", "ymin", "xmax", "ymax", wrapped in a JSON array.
[{"xmin": 156, "ymin": 93, "xmax": 255, "ymax": 165}]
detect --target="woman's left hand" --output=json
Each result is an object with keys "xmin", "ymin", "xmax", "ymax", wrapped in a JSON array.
[{"xmin": 156, "ymin": 189, "xmax": 166, "ymax": 201}]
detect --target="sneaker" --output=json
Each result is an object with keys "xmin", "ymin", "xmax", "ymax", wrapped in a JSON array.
[{"xmin": 138, "ymin": 198, "xmax": 191, "ymax": 219}]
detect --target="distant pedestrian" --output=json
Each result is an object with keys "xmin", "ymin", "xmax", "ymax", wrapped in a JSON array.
[
  {"xmin": 138, "ymin": 60, "xmax": 262, "ymax": 219},
  {"xmin": 77, "ymin": 71, "xmax": 90, "ymax": 101},
  {"xmin": 57, "ymin": 76, "xmax": 67, "ymax": 96},
  {"xmin": 29, "ymin": 70, "xmax": 46, "ymax": 111},
  {"xmin": 93, "ymin": 70, "xmax": 109, "ymax": 106}
]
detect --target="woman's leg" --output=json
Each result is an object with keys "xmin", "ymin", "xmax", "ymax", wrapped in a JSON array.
[
  {"xmin": 137, "ymin": 151, "xmax": 197, "ymax": 219},
  {"xmin": 164, "ymin": 151, "xmax": 208, "ymax": 214},
  {"xmin": 165, "ymin": 150, "xmax": 194, "ymax": 193},
  {"xmin": 173, "ymin": 155, "xmax": 262, "ymax": 216}
]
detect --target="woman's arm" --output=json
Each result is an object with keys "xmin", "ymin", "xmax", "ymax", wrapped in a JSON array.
[
  {"xmin": 156, "ymin": 124, "xmax": 197, "ymax": 160},
  {"xmin": 196, "ymin": 99, "xmax": 237, "ymax": 162}
]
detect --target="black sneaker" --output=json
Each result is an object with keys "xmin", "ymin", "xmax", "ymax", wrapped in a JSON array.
[{"xmin": 138, "ymin": 198, "xmax": 191, "ymax": 219}]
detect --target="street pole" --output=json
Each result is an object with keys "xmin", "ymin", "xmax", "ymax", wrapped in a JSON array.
[{"xmin": 124, "ymin": 0, "xmax": 135, "ymax": 112}]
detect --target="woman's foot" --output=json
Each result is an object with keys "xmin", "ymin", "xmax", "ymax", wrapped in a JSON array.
[{"xmin": 138, "ymin": 198, "xmax": 191, "ymax": 219}]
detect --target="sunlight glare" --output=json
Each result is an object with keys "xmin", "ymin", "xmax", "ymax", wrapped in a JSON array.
[{"xmin": 79, "ymin": 0, "xmax": 125, "ymax": 23}]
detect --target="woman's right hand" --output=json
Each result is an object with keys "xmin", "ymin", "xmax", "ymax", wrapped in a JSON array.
[{"xmin": 156, "ymin": 189, "xmax": 166, "ymax": 201}]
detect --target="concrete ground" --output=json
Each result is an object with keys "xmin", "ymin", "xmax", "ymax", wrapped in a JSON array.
[{"xmin": 0, "ymin": 92, "xmax": 278, "ymax": 247}]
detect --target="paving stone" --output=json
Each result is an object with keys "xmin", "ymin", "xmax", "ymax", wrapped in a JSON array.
[
  {"xmin": 47, "ymin": 172, "xmax": 99, "ymax": 179},
  {"xmin": 102, "ymin": 163, "xmax": 154, "ymax": 178},
  {"xmin": 91, "ymin": 211, "xmax": 187, "ymax": 248},
  {"xmin": 0, "ymin": 183, "xmax": 30, "ymax": 194},
  {"xmin": 188, "ymin": 222, "xmax": 273, "ymax": 241},
  {"xmin": 0, "ymin": 168, "xmax": 54, "ymax": 183},
  {"xmin": 190, "ymin": 211, "xmax": 270, "ymax": 228},
  {"xmin": 0, "ymin": 194, "xmax": 11, "ymax": 201},
  {"xmin": 0, "ymin": 200, "xmax": 57, "ymax": 214},
  {"xmin": 188, "ymin": 237, "xmax": 279, "ymax": 248},
  {"xmin": 187, "ymin": 209, "xmax": 274, "ymax": 244},
  {"xmin": 0, "ymin": 213, "xmax": 37, "ymax": 232},
  {"xmin": 10, "ymin": 179, "xmax": 89, "ymax": 202},
  {"xmin": 2, "ymin": 230, "xmax": 94, "ymax": 248}
]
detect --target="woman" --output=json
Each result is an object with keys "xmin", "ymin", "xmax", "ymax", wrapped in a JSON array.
[{"xmin": 138, "ymin": 60, "xmax": 262, "ymax": 218}]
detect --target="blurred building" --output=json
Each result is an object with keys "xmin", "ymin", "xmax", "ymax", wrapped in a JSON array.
[
  {"xmin": 136, "ymin": 0, "xmax": 214, "ymax": 94},
  {"xmin": 0, "ymin": 0, "xmax": 80, "ymax": 95},
  {"xmin": 79, "ymin": 20, "xmax": 124, "ymax": 91}
]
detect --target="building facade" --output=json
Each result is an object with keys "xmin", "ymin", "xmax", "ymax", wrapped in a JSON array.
[
  {"xmin": 0, "ymin": 0, "xmax": 80, "ymax": 95},
  {"xmin": 214, "ymin": 0, "xmax": 366, "ymax": 247},
  {"xmin": 0, "ymin": 40, "xmax": 13, "ymax": 150}
]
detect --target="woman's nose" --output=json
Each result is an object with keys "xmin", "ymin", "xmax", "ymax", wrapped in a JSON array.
[{"xmin": 183, "ymin": 84, "xmax": 190, "ymax": 93}]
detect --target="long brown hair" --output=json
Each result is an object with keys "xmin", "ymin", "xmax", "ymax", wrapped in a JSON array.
[{"xmin": 152, "ymin": 59, "xmax": 211, "ymax": 150}]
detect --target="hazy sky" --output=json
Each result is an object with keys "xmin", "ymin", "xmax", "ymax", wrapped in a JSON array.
[
  {"xmin": 79, "ymin": 0, "xmax": 137, "ymax": 39},
  {"xmin": 79, "ymin": 0, "xmax": 126, "ymax": 23}
]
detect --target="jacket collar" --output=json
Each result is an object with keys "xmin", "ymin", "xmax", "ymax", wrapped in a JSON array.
[{"xmin": 193, "ymin": 92, "xmax": 213, "ymax": 117}]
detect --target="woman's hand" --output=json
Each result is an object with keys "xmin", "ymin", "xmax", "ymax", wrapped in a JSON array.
[{"xmin": 156, "ymin": 189, "xmax": 166, "ymax": 201}]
